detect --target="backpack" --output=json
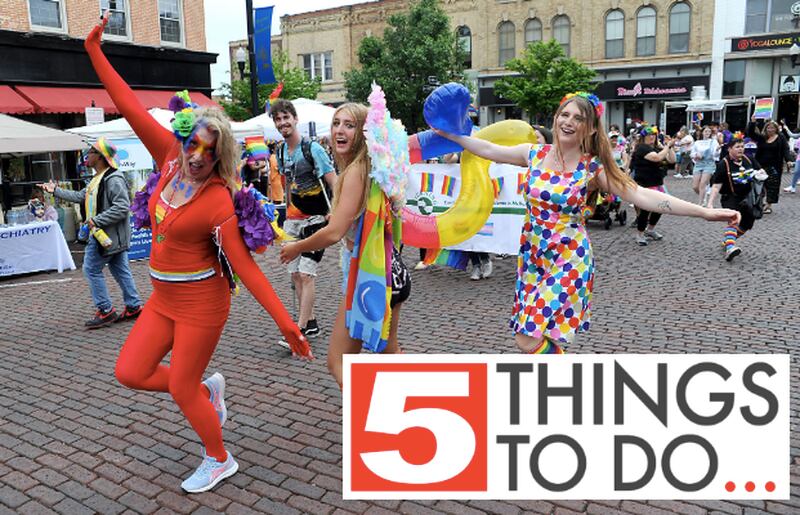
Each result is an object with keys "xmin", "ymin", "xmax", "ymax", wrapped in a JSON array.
[
  {"xmin": 277, "ymin": 138, "xmax": 332, "ymax": 215},
  {"xmin": 277, "ymin": 138, "xmax": 315, "ymax": 173}
]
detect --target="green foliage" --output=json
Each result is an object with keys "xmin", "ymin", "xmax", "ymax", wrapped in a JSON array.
[
  {"xmin": 494, "ymin": 40, "xmax": 596, "ymax": 125},
  {"xmin": 344, "ymin": 0, "xmax": 467, "ymax": 132},
  {"xmin": 218, "ymin": 51, "xmax": 322, "ymax": 121}
]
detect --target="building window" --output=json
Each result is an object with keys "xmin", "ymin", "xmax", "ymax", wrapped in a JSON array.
[
  {"xmin": 746, "ymin": 0, "xmax": 797, "ymax": 33},
  {"xmin": 723, "ymin": 60, "xmax": 745, "ymax": 97},
  {"xmin": 302, "ymin": 52, "xmax": 333, "ymax": 82},
  {"xmin": 669, "ymin": 2, "xmax": 691, "ymax": 53},
  {"xmin": 605, "ymin": 10, "xmax": 624, "ymax": 59},
  {"xmin": 553, "ymin": 15, "xmax": 571, "ymax": 56},
  {"xmin": 636, "ymin": 6, "xmax": 657, "ymax": 56},
  {"xmin": 28, "ymin": 0, "xmax": 65, "ymax": 31},
  {"xmin": 101, "ymin": 0, "xmax": 129, "ymax": 38},
  {"xmin": 525, "ymin": 18, "xmax": 542, "ymax": 46},
  {"xmin": 159, "ymin": 0, "xmax": 183, "ymax": 44},
  {"xmin": 457, "ymin": 26, "xmax": 472, "ymax": 69},
  {"xmin": 498, "ymin": 21, "xmax": 515, "ymax": 65}
]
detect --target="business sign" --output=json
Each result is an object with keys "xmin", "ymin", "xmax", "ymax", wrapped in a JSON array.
[
  {"xmin": 595, "ymin": 77, "xmax": 708, "ymax": 100},
  {"xmin": 344, "ymin": 354, "xmax": 789, "ymax": 500},
  {"xmin": 732, "ymin": 32, "xmax": 800, "ymax": 52},
  {"xmin": 779, "ymin": 74, "xmax": 800, "ymax": 92},
  {"xmin": 84, "ymin": 107, "xmax": 104, "ymax": 126}
]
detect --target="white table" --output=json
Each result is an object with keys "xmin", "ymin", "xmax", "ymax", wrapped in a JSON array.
[{"xmin": 0, "ymin": 220, "xmax": 76, "ymax": 276}]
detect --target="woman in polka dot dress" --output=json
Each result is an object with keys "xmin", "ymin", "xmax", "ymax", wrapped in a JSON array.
[{"xmin": 435, "ymin": 92, "xmax": 740, "ymax": 354}]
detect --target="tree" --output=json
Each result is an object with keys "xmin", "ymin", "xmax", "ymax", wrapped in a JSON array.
[
  {"xmin": 218, "ymin": 51, "xmax": 322, "ymax": 121},
  {"xmin": 494, "ymin": 40, "xmax": 596, "ymax": 125},
  {"xmin": 344, "ymin": 0, "xmax": 467, "ymax": 132}
]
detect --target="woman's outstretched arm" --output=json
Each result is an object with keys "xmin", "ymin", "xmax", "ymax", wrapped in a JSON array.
[
  {"xmin": 433, "ymin": 129, "xmax": 530, "ymax": 167},
  {"xmin": 84, "ymin": 13, "xmax": 174, "ymax": 165}
]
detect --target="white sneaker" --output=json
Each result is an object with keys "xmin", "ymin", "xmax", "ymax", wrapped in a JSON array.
[
  {"xmin": 203, "ymin": 373, "xmax": 227, "ymax": 427},
  {"xmin": 784, "ymin": 186, "xmax": 796, "ymax": 193},
  {"xmin": 481, "ymin": 259, "xmax": 493, "ymax": 279},
  {"xmin": 644, "ymin": 229, "xmax": 663, "ymax": 241},
  {"xmin": 470, "ymin": 267, "xmax": 482, "ymax": 280},
  {"xmin": 674, "ymin": 173, "xmax": 683, "ymax": 178},
  {"xmin": 636, "ymin": 235, "xmax": 648, "ymax": 246},
  {"xmin": 414, "ymin": 261, "xmax": 429, "ymax": 270},
  {"xmin": 181, "ymin": 452, "xmax": 239, "ymax": 493},
  {"xmin": 725, "ymin": 246, "xmax": 742, "ymax": 262}
]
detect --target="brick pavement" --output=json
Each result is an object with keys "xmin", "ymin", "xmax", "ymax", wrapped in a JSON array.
[{"xmin": 1, "ymin": 175, "xmax": 799, "ymax": 514}]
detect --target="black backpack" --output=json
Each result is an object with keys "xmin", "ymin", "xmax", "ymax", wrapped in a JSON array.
[
  {"xmin": 277, "ymin": 138, "xmax": 315, "ymax": 173},
  {"xmin": 277, "ymin": 138, "xmax": 332, "ymax": 216}
]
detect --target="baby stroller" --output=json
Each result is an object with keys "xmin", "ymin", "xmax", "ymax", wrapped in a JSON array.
[{"xmin": 588, "ymin": 192, "xmax": 627, "ymax": 229}]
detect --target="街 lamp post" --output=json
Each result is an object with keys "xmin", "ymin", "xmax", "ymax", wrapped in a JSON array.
[{"xmin": 236, "ymin": 0, "xmax": 259, "ymax": 116}]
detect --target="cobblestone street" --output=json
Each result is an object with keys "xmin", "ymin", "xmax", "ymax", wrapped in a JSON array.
[{"xmin": 1, "ymin": 175, "xmax": 798, "ymax": 514}]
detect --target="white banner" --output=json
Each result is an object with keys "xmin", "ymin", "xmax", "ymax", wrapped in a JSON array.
[
  {"xmin": 111, "ymin": 138, "xmax": 154, "ymax": 261},
  {"xmin": 344, "ymin": 354, "xmax": 790, "ymax": 500},
  {"xmin": 0, "ymin": 220, "xmax": 75, "ymax": 276},
  {"xmin": 405, "ymin": 163, "xmax": 526, "ymax": 254}
]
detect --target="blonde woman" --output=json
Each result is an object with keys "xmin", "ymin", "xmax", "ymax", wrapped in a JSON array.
[
  {"xmin": 83, "ymin": 13, "xmax": 309, "ymax": 493},
  {"xmin": 280, "ymin": 103, "xmax": 409, "ymax": 387},
  {"xmin": 435, "ymin": 92, "xmax": 740, "ymax": 355}
]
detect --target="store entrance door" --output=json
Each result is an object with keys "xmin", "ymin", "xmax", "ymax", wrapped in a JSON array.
[
  {"xmin": 624, "ymin": 101, "xmax": 644, "ymax": 132},
  {"xmin": 778, "ymin": 94, "xmax": 799, "ymax": 129}
]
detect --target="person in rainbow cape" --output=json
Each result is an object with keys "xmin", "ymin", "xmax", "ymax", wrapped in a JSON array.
[{"xmin": 280, "ymin": 84, "xmax": 410, "ymax": 387}]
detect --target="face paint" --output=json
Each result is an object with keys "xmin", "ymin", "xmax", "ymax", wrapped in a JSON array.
[{"xmin": 183, "ymin": 121, "xmax": 217, "ymax": 162}]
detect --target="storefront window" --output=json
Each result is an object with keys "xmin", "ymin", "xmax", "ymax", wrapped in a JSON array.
[
  {"xmin": 498, "ymin": 21, "xmax": 515, "ymax": 66},
  {"xmin": 636, "ymin": 7, "xmax": 657, "ymax": 57},
  {"xmin": 770, "ymin": 0, "xmax": 796, "ymax": 32},
  {"xmin": 606, "ymin": 10, "xmax": 624, "ymax": 59},
  {"xmin": 723, "ymin": 60, "xmax": 746, "ymax": 97},
  {"xmin": 749, "ymin": 59, "xmax": 774, "ymax": 95}
]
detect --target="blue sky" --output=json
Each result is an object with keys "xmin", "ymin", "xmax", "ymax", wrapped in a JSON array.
[{"xmin": 204, "ymin": 0, "xmax": 374, "ymax": 93}]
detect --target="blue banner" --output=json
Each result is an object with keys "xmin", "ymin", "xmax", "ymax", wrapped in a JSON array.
[{"xmin": 254, "ymin": 6, "xmax": 276, "ymax": 85}]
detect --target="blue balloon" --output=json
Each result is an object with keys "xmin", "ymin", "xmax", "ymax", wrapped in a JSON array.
[
  {"xmin": 423, "ymin": 82, "xmax": 473, "ymax": 136},
  {"xmin": 416, "ymin": 130, "xmax": 464, "ymax": 160}
]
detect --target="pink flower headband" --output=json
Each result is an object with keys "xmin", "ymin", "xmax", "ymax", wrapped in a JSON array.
[{"xmin": 561, "ymin": 91, "xmax": 604, "ymax": 118}]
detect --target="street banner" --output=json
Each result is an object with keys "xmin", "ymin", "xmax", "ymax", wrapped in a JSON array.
[
  {"xmin": 112, "ymin": 138, "xmax": 154, "ymax": 260},
  {"xmin": 254, "ymin": 7, "xmax": 276, "ymax": 85},
  {"xmin": 753, "ymin": 98, "xmax": 774, "ymax": 119},
  {"xmin": 405, "ymin": 163, "xmax": 525, "ymax": 254},
  {"xmin": 343, "ymin": 354, "xmax": 789, "ymax": 500}
]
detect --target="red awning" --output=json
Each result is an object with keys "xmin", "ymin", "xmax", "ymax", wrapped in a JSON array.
[
  {"xmin": 0, "ymin": 86, "xmax": 36, "ymax": 114},
  {"xmin": 14, "ymin": 86, "xmax": 218, "ymax": 114}
]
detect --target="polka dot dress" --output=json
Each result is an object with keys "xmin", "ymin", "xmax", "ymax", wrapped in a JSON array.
[{"xmin": 510, "ymin": 144, "xmax": 602, "ymax": 346}]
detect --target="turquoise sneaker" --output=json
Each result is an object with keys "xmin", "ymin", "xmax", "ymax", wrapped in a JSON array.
[
  {"xmin": 203, "ymin": 372, "xmax": 227, "ymax": 427},
  {"xmin": 181, "ymin": 452, "xmax": 238, "ymax": 493}
]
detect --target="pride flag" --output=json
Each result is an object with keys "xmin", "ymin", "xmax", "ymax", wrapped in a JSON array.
[
  {"xmin": 422, "ymin": 248, "xmax": 468, "ymax": 271},
  {"xmin": 491, "ymin": 177, "xmax": 504, "ymax": 199},
  {"xmin": 517, "ymin": 172, "xmax": 526, "ymax": 193},
  {"xmin": 440, "ymin": 175, "xmax": 456, "ymax": 196},
  {"xmin": 420, "ymin": 172, "xmax": 434, "ymax": 193}
]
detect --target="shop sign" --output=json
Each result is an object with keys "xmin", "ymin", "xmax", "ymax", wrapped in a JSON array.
[
  {"xmin": 779, "ymin": 75, "xmax": 800, "ymax": 92},
  {"xmin": 732, "ymin": 32, "xmax": 800, "ymax": 52},
  {"xmin": 595, "ymin": 76, "xmax": 708, "ymax": 100}
]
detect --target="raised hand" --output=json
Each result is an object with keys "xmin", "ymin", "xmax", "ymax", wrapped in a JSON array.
[{"xmin": 86, "ymin": 9, "xmax": 110, "ymax": 45}]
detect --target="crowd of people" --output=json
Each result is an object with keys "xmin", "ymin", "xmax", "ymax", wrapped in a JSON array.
[{"xmin": 32, "ymin": 12, "xmax": 798, "ymax": 495}]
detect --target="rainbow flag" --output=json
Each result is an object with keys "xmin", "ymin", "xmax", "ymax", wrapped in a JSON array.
[
  {"xmin": 420, "ymin": 171, "xmax": 434, "ymax": 193},
  {"xmin": 244, "ymin": 136, "xmax": 268, "ymax": 164},
  {"xmin": 491, "ymin": 177, "xmax": 504, "ymax": 198},
  {"xmin": 477, "ymin": 222, "xmax": 494, "ymax": 237},
  {"xmin": 441, "ymin": 175, "xmax": 456, "ymax": 196},
  {"xmin": 422, "ymin": 248, "xmax": 468, "ymax": 270},
  {"xmin": 517, "ymin": 172, "xmax": 526, "ymax": 193},
  {"xmin": 753, "ymin": 98, "xmax": 774, "ymax": 119}
]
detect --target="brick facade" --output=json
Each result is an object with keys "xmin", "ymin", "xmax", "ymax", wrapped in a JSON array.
[
  {"xmin": 0, "ymin": 0, "xmax": 206, "ymax": 51},
  {"xmin": 275, "ymin": 0, "xmax": 713, "ymax": 105}
]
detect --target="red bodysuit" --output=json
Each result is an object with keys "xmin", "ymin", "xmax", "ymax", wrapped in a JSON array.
[{"xmin": 84, "ymin": 24, "xmax": 307, "ymax": 464}]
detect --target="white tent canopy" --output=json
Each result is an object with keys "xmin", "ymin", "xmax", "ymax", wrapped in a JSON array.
[
  {"xmin": 0, "ymin": 113, "xmax": 87, "ymax": 156},
  {"xmin": 236, "ymin": 98, "xmax": 335, "ymax": 141},
  {"xmin": 67, "ymin": 108, "xmax": 176, "ymax": 140}
]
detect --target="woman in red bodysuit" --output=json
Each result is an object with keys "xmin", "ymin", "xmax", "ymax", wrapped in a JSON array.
[{"xmin": 85, "ymin": 14, "xmax": 311, "ymax": 493}]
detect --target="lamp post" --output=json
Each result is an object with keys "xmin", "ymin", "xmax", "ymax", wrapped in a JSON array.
[
  {"xmin": 244, "ymin": 0, "xmax": 260, "ymax": 116},
  {"xmin": 235, "ymin": 47, "xmax": 247, "ymax": 80}
]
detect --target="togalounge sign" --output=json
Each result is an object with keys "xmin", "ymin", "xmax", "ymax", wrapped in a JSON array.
[{"xmin": 732, "ymin": 32, "xmax": 800, "ymax": 52}]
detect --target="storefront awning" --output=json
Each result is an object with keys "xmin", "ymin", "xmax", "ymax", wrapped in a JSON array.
[
  {"xmin": 0, "ymin": 86, "xmax": 35, "ymax": 114},
  {"xmin": 13, "ymin": 86, "xmax": 218, "ymax": 115}
]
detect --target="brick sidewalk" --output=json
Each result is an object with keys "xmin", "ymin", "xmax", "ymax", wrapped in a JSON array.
[{"xmin": 1, "ymin": 175, "xmax": 798, "ymax": 514}]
